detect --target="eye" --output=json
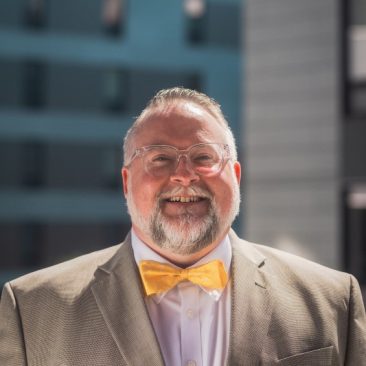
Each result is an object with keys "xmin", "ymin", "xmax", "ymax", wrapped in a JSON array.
[
  {"xmin": 191, "ymin": 153, "xmax": 217, "ymax": 167},
  {"xmin": 194, "ymin": 154, "xmax": 213, "ymax": 161},
  {"xmin": 153, "ymin": 155, "xmax": 170, "ymax": 161},
  {"xmin": 150, "ymin": 154, "xmax": 175, "ymax": 164}
]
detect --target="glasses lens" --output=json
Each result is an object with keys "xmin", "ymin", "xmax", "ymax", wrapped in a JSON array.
[
  {"xmin": 144, "ymin": 146, "xmax": 177, "ymax": 177},
  {"xmin": 189, "ymin": 144, "xmax": 223, "ymax": 176},
  {"xmin": 141, "ymin": 143, "xmax": 228, "ymax": 177}
]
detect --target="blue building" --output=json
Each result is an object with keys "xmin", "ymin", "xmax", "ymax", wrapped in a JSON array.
[{"xmin": 0, "ymin": 0, "xmax": 242, "ymax": 285}]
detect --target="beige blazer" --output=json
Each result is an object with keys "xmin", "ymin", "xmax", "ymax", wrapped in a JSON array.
[{"xmin": 0, "ymin": 230, "xmax": 365, "ymax": 365}]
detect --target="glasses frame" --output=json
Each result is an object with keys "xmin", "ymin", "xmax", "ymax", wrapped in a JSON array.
[{"xmin": 125, "ymin": 142, "xmax": 232, "ymax": 177}]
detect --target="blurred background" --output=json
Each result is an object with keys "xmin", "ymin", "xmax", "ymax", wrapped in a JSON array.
[{"xmin": 0, "ymin": 0, "xmax": 365, "ymax": 302}]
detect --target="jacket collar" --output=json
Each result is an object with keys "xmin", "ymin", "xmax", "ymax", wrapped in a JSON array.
[
  {"xmin": 227, "ymin": 229, "xmax": 274, "ymax": 365},
  {"xmin": 91, "ymin": 232, "xmax": 165, "ymax": 366}
]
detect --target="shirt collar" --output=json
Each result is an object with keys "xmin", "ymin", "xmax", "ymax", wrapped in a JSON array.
[{"xmin": 131, "ymin": 228, "xmax": 232, "ymax": 303}]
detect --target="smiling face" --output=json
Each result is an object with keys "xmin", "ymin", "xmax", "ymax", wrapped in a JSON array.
[{"xmin": 122, "ymin": 100, "xmax": 241, "ymax": 264}]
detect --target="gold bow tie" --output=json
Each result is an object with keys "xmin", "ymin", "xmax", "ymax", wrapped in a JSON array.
[{"xmin": 138, "ymin": 259, "xmax": 228, "ymax": 296}]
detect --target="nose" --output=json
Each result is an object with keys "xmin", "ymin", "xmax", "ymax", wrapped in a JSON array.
[{"xmin": 170, "ymin": 156, "xmax": 200, "ymax": 186}]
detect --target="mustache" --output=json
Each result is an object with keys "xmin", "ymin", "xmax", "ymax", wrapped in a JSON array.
[{"xmin": 158, "ymin": 186, "xmax": 213, "ymax": 201}]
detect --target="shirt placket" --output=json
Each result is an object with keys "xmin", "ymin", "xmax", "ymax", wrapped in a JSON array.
[{"xmin": 178, "ymin": 282, "xmax": 202, "ymax": 366}]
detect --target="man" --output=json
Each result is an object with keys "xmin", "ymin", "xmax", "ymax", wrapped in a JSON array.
[{"xmin": 0, "ymin": 87, "xmax": 365, "ymax": 365}]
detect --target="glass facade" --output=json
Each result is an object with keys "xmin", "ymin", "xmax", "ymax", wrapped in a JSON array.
[
  {"xmin": 343, "ymin": 0, "xmax": 366, "ymax": 292},
  {"xmin": 0, "ymin": 0, "xmax": 242, "ymax": 288}
]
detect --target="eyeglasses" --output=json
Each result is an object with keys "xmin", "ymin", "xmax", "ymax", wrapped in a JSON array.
[{"xmin": 126, "ymin": 143, "xmax": 231, "ymax": 177}]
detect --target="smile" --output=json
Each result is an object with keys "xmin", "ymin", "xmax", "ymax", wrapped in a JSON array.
[{"xmin": 167, "ymin": 196, "xmax": 204, "ymax": 203}]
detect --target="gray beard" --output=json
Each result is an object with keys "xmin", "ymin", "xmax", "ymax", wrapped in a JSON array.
[
  {"xmin": 149, "ymin": 201, "xmax": 220, "ymax": 255},
  {"xmin": 126, "ymin": 182, "xmax": 240, "ymax": 256}
]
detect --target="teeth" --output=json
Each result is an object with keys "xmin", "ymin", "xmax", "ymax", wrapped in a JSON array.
[{"xmin": 169, "ymin": 196, "xmax": 201, "ymax": 203}]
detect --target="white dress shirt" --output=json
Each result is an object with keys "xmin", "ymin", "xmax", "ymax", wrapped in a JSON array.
[{"xmin": 131, "ymin": 230, "xmax": 232, "ymax": 366}]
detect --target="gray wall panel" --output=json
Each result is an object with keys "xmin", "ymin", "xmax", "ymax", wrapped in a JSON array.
[{"xmin": 243, "ymin": 0, "xmax": 340, "ymax": 268}]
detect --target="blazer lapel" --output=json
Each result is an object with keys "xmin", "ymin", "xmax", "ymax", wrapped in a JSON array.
[
  {"xmin": 227, "ymin": 231, "xmax": 274, "ymax": 365},
  {"xmin": 91, "ymin": 233, "xmax": 164, "ymax": 366}
]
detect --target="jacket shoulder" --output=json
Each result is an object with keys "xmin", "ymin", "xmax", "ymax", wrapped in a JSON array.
[
  {"xmin": 8, "ymin": 244, "xmax": 122, "ymax": 297},
  {"xmin": 251, "ymin": 241, "xmax": 352, "ymax": 296},
  {"xmin": 230, "ymin": 230, "xmax": 352, "ymax": 293},
  {"xmin": 255, "ymin": 242, "xmax": 346, "ymax": 274}
]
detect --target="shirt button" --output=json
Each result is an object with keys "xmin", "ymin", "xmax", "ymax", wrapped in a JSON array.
[
  {"xmin": 186, "ymin": 309, "xmax": 194, "ymax": 319},
  {"xmin": 186, "ymin": 361, "xmax": 196, "ymax": 366}
]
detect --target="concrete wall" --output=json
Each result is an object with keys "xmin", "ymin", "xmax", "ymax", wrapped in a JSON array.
[{"xmin": 243, "ymin": 0, "xmax": 340, "ymax": 268}]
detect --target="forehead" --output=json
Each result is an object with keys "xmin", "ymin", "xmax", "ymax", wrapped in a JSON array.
[{"xmin": 134, "ymin": 101, "xmax": 226, "ymax": 148}]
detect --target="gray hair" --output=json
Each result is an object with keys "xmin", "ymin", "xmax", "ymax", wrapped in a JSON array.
[{"xmin": 123, "ymin": 87, "xmax": 238, "ymax": 165}]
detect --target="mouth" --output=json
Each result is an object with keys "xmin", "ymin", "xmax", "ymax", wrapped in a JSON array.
[
  {"xmin": 161, "ymin": 193, "xmax": 210, "ymax": 217},
  {"xmin": 166, "ymin": 196, "xmax": 205, "ymax": 203}
]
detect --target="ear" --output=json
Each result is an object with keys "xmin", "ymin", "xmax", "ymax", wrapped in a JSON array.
[
  {"xmin": 233, "ymin": 161, "xmax": 241, "ymax": 184},
  {"xmin": 121, "ymin": 167, "xmax": 129, "ymax": 196}
]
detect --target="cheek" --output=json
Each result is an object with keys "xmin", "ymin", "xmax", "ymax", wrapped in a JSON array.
[
  {"xmin": 216, "ymin": 185, "xmax": 234, "ymax": 210},
  {"xmin": 129, "ymin": 174, "xmax": 163, "ymax": 213},
  {"xmin": 211, "ymin": 174, "xmax": 238, "ymax": 212}
]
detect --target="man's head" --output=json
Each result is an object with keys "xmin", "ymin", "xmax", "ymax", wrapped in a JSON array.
[{"xmin": 122, "ymin": 87, "xmax": 241, "ymax": 264}]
